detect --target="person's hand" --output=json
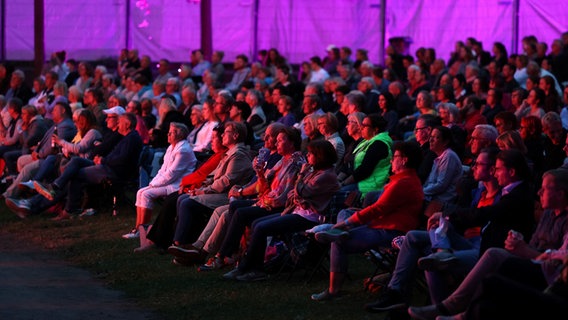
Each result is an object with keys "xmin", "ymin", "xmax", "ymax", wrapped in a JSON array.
[
  {"xmin": 427, "ymin": 212, "xmax": 442, "ymax": 230},
  {"xmin": 228, "ymin": 185, "xmax": 240, "ymax": 198},
  {"xmin": 51, "ymin": 134, "xmax": 60, "ymax": 146},
  {"xmin": 190, "ymin": 189, "xmax": 204, "ymax": 196},
  {"xmin": 504, "ymin": 230, "xmax": 525, "ymax": 252},
  {"xmin": 93, "ymin": 155, "xmax": 103, "ymax": 165},
  {"xmin": 31, "ymin": 151, "xmax": 39, "ymax": 161}
]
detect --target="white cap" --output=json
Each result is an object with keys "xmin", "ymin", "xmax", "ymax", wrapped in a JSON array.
[
  {"xmin": 326, "ymin": 44, "xmax": 337, "ymax": 52},
  {"xmin": 103, "ymin": 106, "xmax": 126, "ymax": 115}
]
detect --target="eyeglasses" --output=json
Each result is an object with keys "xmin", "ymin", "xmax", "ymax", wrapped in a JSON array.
[{"xmin": 414, "ymin": 126, "xmax": 428, "ymax": 132}]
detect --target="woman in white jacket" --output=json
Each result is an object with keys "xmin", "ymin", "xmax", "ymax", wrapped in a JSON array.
[{"xmin": 127, "ymin": 122, "xmax": 197, "ymax": 238}]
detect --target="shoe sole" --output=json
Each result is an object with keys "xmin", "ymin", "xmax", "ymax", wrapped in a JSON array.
[
  {"xmin": 222, "ymin": 270, "xmax": 243, "ymax": 280},
  {"xmin": 172, "ymin": 258, "xmax": 193, "ymax": 266},
  {"xmin": 407, "ymin": 306, "xmax": 441, "ymax": 320},
  {"xmin": 33, "ymin": 181, "xmax": 55, "ymax": 201},
  {"xmin": 167, "ymin": 247, "xmax": 204, "ymax": 261},
  {"xmin": 364, "ymin": 302, "xmax": 407, "ymax": 312},
  {"xmin": 5, "ymin": 198, "xmax": 29, "ymax": 219},
  {"xmin": 418, "ymin": 257, "xmax": 458, "ymax": 271},
  {"xmin": 310, "ymin": 292, "xmax": 342, "ymax": 301},
  {"xmin": 315, "ymin": 231, "xmax": 349, "ymax": 243}
]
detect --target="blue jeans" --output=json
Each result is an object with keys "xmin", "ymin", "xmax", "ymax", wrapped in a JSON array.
[
  {"xmin": 33, "ymin": 155, "xmax": 58, "ymax": 181},
  {"xmin": 238, "ymin": 213, "xmax": 317, "ymax": 272},
  {"xmin": 425, "ymin": 225, "xmax": 481, "ymax": 303},
  {"xmin": 387, "ymin": 227, "xmax": 481, "ymax": 304},
  {"xmin": 330, "ymin": 225, "xmax": 402, "ymax": 273}
]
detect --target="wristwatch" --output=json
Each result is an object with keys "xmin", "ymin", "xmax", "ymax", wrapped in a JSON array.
[{"xmin": 238, "ymin": 187, "xmax": 244, "ymax": 197}]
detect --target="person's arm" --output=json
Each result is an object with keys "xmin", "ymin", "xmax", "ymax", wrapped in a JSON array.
[
  {"xmin": 150, "ymin": 143, "xmax": 197, "ymax": 187},
  {"xmin": 203, "ymin": 148, "xmax": 253, "ymax": 193},
  {"xmin": 180, "ymin": 151, "xmax": 224, "ymax": 191},
  {"xmin": 58, "ymin": 128, "xmax": 102, "ymax": 155}
]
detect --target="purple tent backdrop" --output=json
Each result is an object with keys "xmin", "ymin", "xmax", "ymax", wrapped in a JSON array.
[{"xmin": 4, "ymin": 0, "xmax": 568, "ymax": 66}]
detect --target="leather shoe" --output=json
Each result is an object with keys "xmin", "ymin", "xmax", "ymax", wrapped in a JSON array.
[{"xmin": 418, "ymin": 251, "xmax": 458, "ymax": 271}]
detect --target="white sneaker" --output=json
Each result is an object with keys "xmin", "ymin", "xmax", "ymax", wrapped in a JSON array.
[
  {"xmin": 121, "ymin": 228, "xmax": 140, "ymax": 239},
  {"xmin": 79, "ymin": 208, "xmax": 96, "ymax": 217},
  {"xmin": 19, "ymin": 180, "xmax": 35, "ymax": 189}
]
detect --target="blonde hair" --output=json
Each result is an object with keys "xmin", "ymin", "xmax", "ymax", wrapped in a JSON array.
[{"xmin": 496, "ymin": 130, "xmax": 527, "ymax": 154}]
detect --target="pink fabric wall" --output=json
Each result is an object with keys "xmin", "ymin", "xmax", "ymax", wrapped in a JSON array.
[{"xmin": 4, "ymin": 0, "xmax": 567, "ymax": 66}]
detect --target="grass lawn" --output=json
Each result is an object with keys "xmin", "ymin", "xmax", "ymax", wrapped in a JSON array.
[{"xmin": 0, "ymin": 202, "xmax": 424, "ymax": 320}]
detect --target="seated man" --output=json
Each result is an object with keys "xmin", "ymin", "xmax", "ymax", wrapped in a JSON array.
[
  {"xmin": 6, "ymin": 113, "xmax": 142, "ymax": 220},
  {"xmin": 2, "ymin": 102, "xmax": 76, "ymax": 199},
  {"xmin": 168, "ymin": 121, "xmax": 254, "ymax": 248},
  {"xmin": 365, "ymin": 149, "xmax": 535, "ymax": 313},
  {"xmin": 408, "ymin": 168, "xmax": 568, "ymax": 319}
]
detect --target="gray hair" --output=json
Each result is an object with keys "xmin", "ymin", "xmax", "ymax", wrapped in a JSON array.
[
  {"xmin": 170, "ymin": 122, "xmax": 189, "ymax": 139},
  {"xmin": 473, "ymin": 124, "xmax": 498, "ymax": 142},
  {"xmin": 345, "ymin": 90, "xmax": 366, "ymax": 111}
]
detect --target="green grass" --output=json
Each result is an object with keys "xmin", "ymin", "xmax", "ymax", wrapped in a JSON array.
[{"xmin": 0, "ymin": 203, "xmax": 399, "ymax": 320}]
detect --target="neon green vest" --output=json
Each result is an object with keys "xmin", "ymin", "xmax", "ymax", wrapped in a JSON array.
[{"xmin": 353, "ymin": 132, "xmax": 393, "ymax": 196}]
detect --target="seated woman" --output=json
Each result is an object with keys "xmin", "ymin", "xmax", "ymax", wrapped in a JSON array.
[
  {"xmin": 122, "ymin": 122, "xmax": 197, "ymax": 239},
  {"xmin": 310, "ymin": 141, "xmax": 424, "ymax": 301},
  {"xmin": 221, "ymin": 139, "xmax": 340, "ymax": 281},
  {"xmin": 377, "ymin": 91, "xmax": 399, "ymax": 139},
  {"xmin": 300, "ymin": 113, "xmax": 324, "ymax": 153},
  {"xmin": 316, "ymin": 112, "xmax": 345, "ymax": 168},
  {"xmin": 169, "ymin": 121, "xmax": 253, "ymax": 248},
  {"xmin": 338, "ymin": 113, "xmax": 393, "ymax": 207},
  {"xmin": 0, "ymin": 99, "xmax": 24, "ymax": 174},
  {"xmin": 34, "ymin": 108, "xmax": 102, "ymax": 182},
  {"xmin": 189, "ymin": 126, "xmax": 305, "ymax": 270},
  {"xmin": 166, "ymin": 122, "xmax": 285, "ymax": 263},
  {"xmin": 141, "ymin": 127, "xmax": 227, "ymax": 251},
  {"xmin": 336, "ymin": 112, "xmax": 365, "ymax": 180},
  {"xmin": 192, "ymin": 98, "xmax": 219, "ymax": 158},
  {"xmin": 6, "ymin": 109, "xmax": 101, "ymax": 199}
]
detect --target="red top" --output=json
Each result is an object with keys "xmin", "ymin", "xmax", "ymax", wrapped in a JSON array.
[
  {"xmin": 349, "ymin": 168, "xmax": 424, "ymax": 233},
  {"xmin": 180, "ymin": 151, "xmax": 225, "ymax": 190}
]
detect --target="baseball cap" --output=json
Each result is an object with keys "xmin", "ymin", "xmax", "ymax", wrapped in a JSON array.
[
  {"xmin": 103, "ymin": 106, "xmax": 126, "ymax": 115},
  {"xmin": 326, "ymin": 44, "xmax": 337, "ymax": 52}
]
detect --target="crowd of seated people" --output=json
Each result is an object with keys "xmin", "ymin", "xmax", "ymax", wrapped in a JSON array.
[{"xmin": 1, "ymin": 31, "xmax": 568, "ymax": 317}]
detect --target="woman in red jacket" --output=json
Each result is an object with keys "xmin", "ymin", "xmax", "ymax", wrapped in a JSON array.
[{"xmin": 311, "ymin": 140, "xmax": 425, "ymax": 301}]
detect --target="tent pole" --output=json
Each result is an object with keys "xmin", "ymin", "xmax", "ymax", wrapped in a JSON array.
[
  {"xmin": 378, "ymin": 0, "xmax": 386, "ymax": 66},
  {"xmin": 512, "ymin": 0, "xmax": 519, "ymax": 54}
]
